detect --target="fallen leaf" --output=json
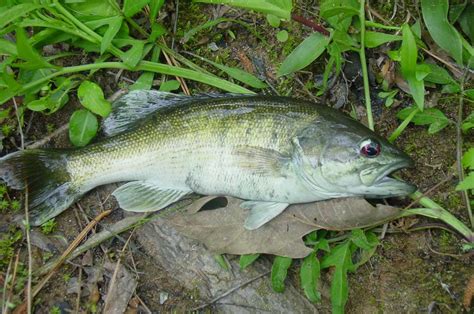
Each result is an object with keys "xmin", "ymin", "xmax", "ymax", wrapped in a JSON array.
[{"xmin": 168, "ymin": 196, "xmax": 401, "ymax": 258}]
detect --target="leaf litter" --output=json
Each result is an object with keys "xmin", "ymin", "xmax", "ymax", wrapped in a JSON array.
[{"xmin": 169, "ymin": 196, "xmax": 402, "ymax": 258}]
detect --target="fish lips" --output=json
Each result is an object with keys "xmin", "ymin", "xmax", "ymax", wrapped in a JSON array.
[{"xmin": 361, "ymin": 158, "xmax": 416, "ymax": 197}]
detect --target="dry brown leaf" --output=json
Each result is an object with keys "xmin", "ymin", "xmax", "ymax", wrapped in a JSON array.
[{"xmin": 168, "ymin": 196, "xmax": 401, "ymax": 258}]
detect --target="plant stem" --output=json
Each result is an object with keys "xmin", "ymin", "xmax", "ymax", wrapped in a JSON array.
[
  {"xmin": 405, "ymin": 191, "xmax": 474, "ymax": 242},
  {"xmin": 291, "ymin": 13, "xmax": 330, "ymax": 36},
  {"xmin": 18, "ymin": 61, "xmax": 253, "ymax": 96},
  {"xmin": 358, "ymin": 0, "xmax": 374, "ymax": 131}
]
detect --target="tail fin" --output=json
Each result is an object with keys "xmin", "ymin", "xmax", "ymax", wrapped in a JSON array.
[{"xmin": 0, "ymin": 149, "xmax": 79, "ymax": 226}]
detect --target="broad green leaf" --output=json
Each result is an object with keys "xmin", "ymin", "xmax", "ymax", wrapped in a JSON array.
[
  {"xmin": 321, "ymin": 241, "xmax": 352, "ymax": 314},
  {"xmin": 415, "ymin": 64, "xmax": 431, "ymax": 81},
  {"xmin": 159, "ymin": 80, "xmax": 181, "ymax": 92},
  {"xmin": 441, "ymin": 83, "xmax": 461, "ymax": 94},
  {"xmin": 462, "ymin": 148, "xmax": 474, "ymax": 170},
  {"xmin": 15, "ymin": 28, "xmax": 55, "ymax": 70},
  {"xmin": 123, "ymin": 0, "xmax": 150, "ymax": 18},
  {"xmin": 421, "ymin": 0, "xmax": 463, "ymax": 65},
  {"xmin": 350, "ymin": 229, "xmax": 372, "ymax": 250},
  {"xmin": 77, "ymin": 81, "xmax": 111, "ymax": 117},
  {"xmin": 0, "ymin": 39, "xmax": 17, "ymax": 56},
  {"xmin": 458, "ymin": 4, "xmax": 474, "ymax": 43},
  {"xmin": 149, "ymin": 0, "xmax": 165, "ymax": 22},
  {"xmin": 397, "ymin": 106, "xmax": 451, "ymax": 134},
  {"xmin": 278, "ymin": 32, "xmax": 331, "ymax": 77},
  {"xmin": 270, "ymin": 256, "xmax": 292, "ymax": 293},
  {"xmin": 121, "ymin": 41, "xmax": 145, "ymax": 68},
  {"xmin": 364, "ymin": 31, "xmax": 401, "ymax": 48},
  {"xmin": 456, "ymin": 172, "xmax": 474, "ymax": 191},
  {"xmin": 276, "ymin": 30, "xmax": 288, "ymax": 42},
  {"xmin": 320, "ymin": 0, "xmax": 358, "ymax": 32},
  {"xmin": 465, "ymin": 89, "xmax": 474, "ymax": 100},
  {"xmin": 194, "ymin": 0, "xmax": 292, "ymax": 20},
  {"xmin": 462, "ymin": 112, "xmax": 474, "ymax": 133},
  {"xmin": 423, "ymin": 63, "xmax": 454, "ymax": 84},
  {"xmin": 239, "ymin": 254, "xmax": 260, "ymax": 269},
  {"xmin": 266, "ymin": 14, "xmax": 281, "ymax": 27},
  {"xmin": 190, "ymin": 53, "xmax": 266, "ymax": 88},
  {"xmin": 149, "ymin": 23, "xmax": 167, "ymax": 42},
  {"xmin": 66, "ymin": 0, "xmax": 116, "ymax": 17},
  {"xmin": 130, "ymin": 46, "xmax": 160, "ymax": 91},
  {"xmin": 378, "ymin": 90, "xmax": 398, "ymax": 107},
  {"xmin": 69, "ymin": 109, "xmax": 98, "ymax": 147},
  {"xmin": 400, "ymin": 24, "xmax": 424, "ymax": 110},
  {"xmin": 0, "ymin": 3, "xmax": 42, "ymax": 29},
  {"xmin": 100, "ymin": 16, "xmax": 123, "ymax": 54},
  {"xmin": 27, "ymin": 78, "xmax": 73, "ymax": 114},
  {"xmin": 300, "ymin": 252, "xmax": 321, "ymax": 303}
]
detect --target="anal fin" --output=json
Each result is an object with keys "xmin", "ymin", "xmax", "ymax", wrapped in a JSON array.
[
  {"xmin": 112, "ymin": 181, "xmax": 191, "ymax": 212},
  {"xmin": 241, "ymin": 201, "xmax": 289, "ymax": 230}
]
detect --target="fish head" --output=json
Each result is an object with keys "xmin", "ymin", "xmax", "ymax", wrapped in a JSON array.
[{"xmin": 294, "ymin": 117, "xmax": 416, "ymax": 198}]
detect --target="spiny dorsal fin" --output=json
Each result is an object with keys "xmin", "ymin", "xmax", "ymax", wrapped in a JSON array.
[
  {"xmin": 102, "ymin": 90, "xmax": 190, "ymax": 136},
  {"xmin": 102, "ymin": 90, "xmax": 254, "ymax": 136}
]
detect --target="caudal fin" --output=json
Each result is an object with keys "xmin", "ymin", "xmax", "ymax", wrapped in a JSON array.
[{"xmin": 0, "ymin": 149, "xmax": 79, "ymax": 226}]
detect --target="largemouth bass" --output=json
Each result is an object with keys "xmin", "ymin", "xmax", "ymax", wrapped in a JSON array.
[{"xmin": 0, "ymin": 91, "xmax": 416, "ymax": 229}]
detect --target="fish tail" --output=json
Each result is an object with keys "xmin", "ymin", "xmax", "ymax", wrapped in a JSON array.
[{"xmin": 0, "ymin": 149, "xmax": 79, "ymax": 226}]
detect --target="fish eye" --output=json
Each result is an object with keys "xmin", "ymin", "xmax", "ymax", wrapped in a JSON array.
[{"xmin": 359, "ymin": 139, "xmax": 381, "ymax": 158}]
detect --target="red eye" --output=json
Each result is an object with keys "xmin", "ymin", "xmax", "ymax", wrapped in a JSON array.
[{"xmin": 360, "ymin": 139, "xmax": 381, "ymax": 158}]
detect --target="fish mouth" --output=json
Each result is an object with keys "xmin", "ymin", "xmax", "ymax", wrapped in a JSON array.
[{"xmin": 371, "ymin": 159, "xmax": 416, "ymax": 197}]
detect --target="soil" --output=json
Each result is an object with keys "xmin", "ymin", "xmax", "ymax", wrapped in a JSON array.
[{"xmin": 0, "ymin": 1, "xmax": 473, "ymax": 313}]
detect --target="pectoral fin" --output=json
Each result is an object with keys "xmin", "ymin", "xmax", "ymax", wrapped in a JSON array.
[
  {"xmin": 241, "ymin": 201, "xmax": 289, "ymax": 230},
  {"xmin": 233, "ymin": 146, "xmax": 290, "ymax": 176},
  {"xmin": 112, "ymin": 181, "xmax": 191, "ymax": 212}
]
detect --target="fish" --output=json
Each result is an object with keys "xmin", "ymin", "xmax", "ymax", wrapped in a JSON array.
[{"xmin": 0, "ymin": 91, "xmax": 416, "ymax": 229}]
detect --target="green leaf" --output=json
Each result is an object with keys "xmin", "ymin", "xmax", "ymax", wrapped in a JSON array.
[
  {"xmin": 276, "ymin": 30, "xmax": 289, "ymax": 42},
  {"xmin": 100, "ymin": 16, "xmax": 123, "ymax": 54},
  {"xmin": 193, "ymin": 0, "xmax": 293, "ymax": 20},
  {"xmin": 300, "ymin": 252, "xmax": 321, "ymax": 303},
  {"xmin": 320, "ymin": 0, "xmax": 358, "ymax": 32},
  {"xmin": 397, "ymin": 106, "xmax": 451, "ymax": 134},
  {"xmin": 350, "ymin": 229, "xmax": 372, "ymax": 250},
  {"xmin": 266, "ymin": 14, "xmax": 281, "ymax": 27},
  {"xmin": 15, "ymin": 28, "xmax": 54, "ymax": 70},
  {"xmin": 213, "ymin": 254, "xmax": 229, "ymax": 270},
  {"xmin": 130, "ymin": 46, "xmax": 160, "ymax": 90},
  {"xmin": 462, "ymin": 112, "xmax": 474, "ymax": 133},
  {"xmin": 400, "ymin": 24, "xmax": 424, "ymax": 110},
  {"xmin": 465, "ymin": 89, "xmax": 474, "ymax": 100},
  {"xmin": 456, "ymin": 172, "xmax": 474, "ymax": 191},
  {"xmin": 423, "ymin": 63, "xmax": 454, "ymax": 84},
  {"xmin": 239, "ymin": 254, "xmax": 260, "ymax": 269},
  {"xmin": 462, "ymin": 148, "xmax": 474, "ymax": 170},
  {"xmin": 77, "ymin": 81, "xmax": 111, "ymax": 118},
  {"xmin": 321, "ymin": 241, "xmax": 352, "ymax": 314},
  {"xmin": 278, "ymin": 32, "xmax": 331, "ymax": 77},
  {"xmin": 69, "ymin": 109, "xmax": 98, "ymax": 147},
  {"xmin": 458, "ymin": 4, "xmax": 474, "ymax": 43},
  {"xmin": 421, "ymin": 0, "xmax": 463, "ymax": 65},
  {"xmin": 0, "ymin": 39, "xmax": 17, "ymax": 56},
  {"xmin": 378, "ymin": 90, "xmax": 398, "ymax": 107},
  {"xmin": 270, "ymin": 256, "xmax": 292, "ymax": 293},
  {"xmin": 149, "ymin": 0, "xmax": 165, "ymax": 22},
  {"xmin": 190, "ymin": 53, "xmax": 266, "ymax": 88},
  {"xmin": 415, "ymin": 63, "xmax": 431, "ymax": 81},
  {"xmin": 159, "ymin": 80, "xmax": 181, "ymax": 92},
  {"xmin": 0, "ymin": 3, "xmax": 42, "ymax": 29},
  {"xmin": 364, "ymin": 31, "xmax": 401, "ymax": 48},
  {"xmin": 121, "ymin": 41, "xmax": 145, "ymax": 68},
  {"xmin": 27, "ymin": 78, "xmax": 73, "ymax": 114},
  {"xmin": 123, "ymin": 0, "xmax": 150, "ymax": 18}
]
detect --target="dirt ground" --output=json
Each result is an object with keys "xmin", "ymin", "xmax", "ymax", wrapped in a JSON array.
[{"xmin": 0, "ymin": 1, "xmax": 473, "ymax": 313}]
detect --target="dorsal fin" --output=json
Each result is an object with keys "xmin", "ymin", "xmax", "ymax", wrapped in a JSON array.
[
  {"xmin": 102, "ymin": 90, "xmax": 190, "ymax": 136},
  {"xmin": 102, "ymin": 90, "xmax": 254, "ymax": 136}
]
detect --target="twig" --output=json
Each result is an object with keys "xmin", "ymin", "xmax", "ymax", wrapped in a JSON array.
[
  {"xmin": 191, "ymin": 270, "xmax": 271, "ymax": 311},
  {"xmin": 24, "ymin": 187, "xmax": 32, "ymax": 314},
  {"xmin": 135, "ymin": 295, "xmax": 152, "ymax": 314},
  {"xmin": 26, "ymin": 123, "xmax": 69, "ymax": 149},
  {"xmin": 12, "ymin": 97, "xmax": 24, "ymax": 149},
  {"xmin": 34, "ymin": 210, "xmax": 112, "ymax": 296},
  {"xmin": 291, "ymin": 14, "xmax": 330, "ymax": 36},
  {"xmin": 103, "ymin": 229, "xmax": 136, "ymax": 310},
  {"xmin": 5, "ymin": 251, "xmax": 20, "ymax": 313},
  {"xmin": 2, "ymin": 254, "xmax": 13, "ymax": 314},
  {"xmin": 358, "ymin": 0, "xmax": 374, "ymax": 131},
  {"xmin": 75, "ymin": 267, "xmax": 82, "ymax": 313}
]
